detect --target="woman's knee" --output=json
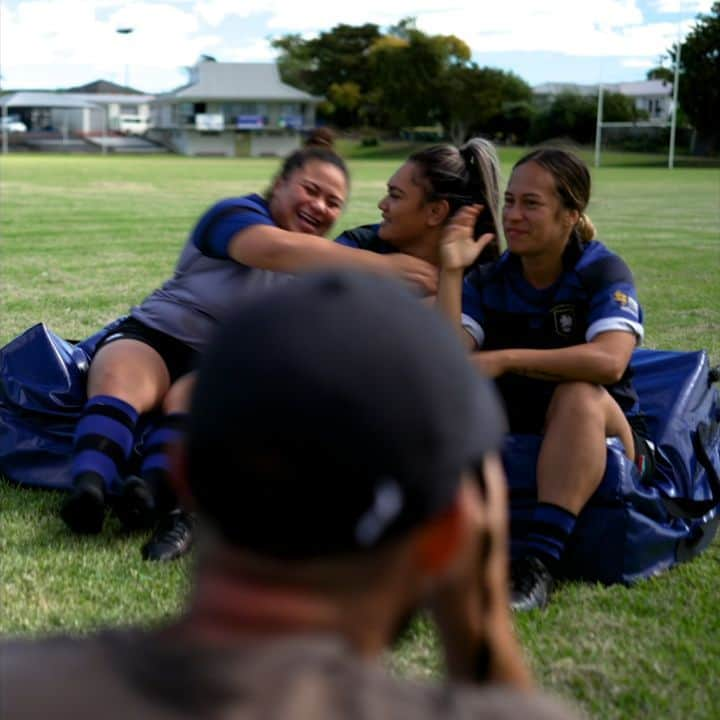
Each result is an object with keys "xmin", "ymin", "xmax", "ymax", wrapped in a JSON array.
[
  {"xmin": 88, "ymin": 340, "xmax": 170, "ymax": 411},
  {"xmin": 545, "ymin": 381, "xmax": 604, "ymax": 425},
  {"xmin": 162, "ymin": 372, "xmax": 196, "ymax": 415}
]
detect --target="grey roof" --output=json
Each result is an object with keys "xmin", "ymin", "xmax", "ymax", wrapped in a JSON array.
[
  {"xmin": 0, "ymin": 91, "xmax": 154, "ymax": 108},
  {"xmin": 66, "ymin": 79, "xmax": 143, "ymax": 95},
  {"xmin": 0, "ymin": 91, "xmax": 99, "ymax": 108},
  {"xmin": 64, "ymin": 93, "xmax": 154, "ymax": 104},
  {"xmin": 533, "ymin": 80, "xmax": 672, "ymax": 98},
  {"xmin": 614, "ymin": 80, "xmax": 672, "ymax": 97},
  {"xmin": 163, "ymin": 62, "xmax": 320, "ymax": 102},
  {"xmin": 533, "ymin": 82, "xmax": 598, "ymax": 96}
]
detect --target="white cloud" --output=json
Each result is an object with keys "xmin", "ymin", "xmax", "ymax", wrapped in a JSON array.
[
  {"xmin": 195, "ymin": 0, "xmax": 269, "ymax": 27},
  {"xmin": 224, "ymin": 38, "xmax": 276, "ymax": 62},
  {"xmin": 0, "ymin": 0, "xmax": 711, "ymax": 91}
]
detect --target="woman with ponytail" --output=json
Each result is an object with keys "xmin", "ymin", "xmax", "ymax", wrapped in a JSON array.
[
  {"xmin": 60, "ymin": 130, "xmax": 438, "ymax": 559},
  {"xmin": 335, "ymin": 137, "xmax": 502, "ymax": 274},
  {"xmin": 437, "ymin": 148, "xmax": 652, "ymax": 611}
]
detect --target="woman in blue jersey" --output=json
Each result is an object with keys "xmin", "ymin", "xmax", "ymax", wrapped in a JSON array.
[
  {"xmin": 335, "ymin": 137, "xmax": 502, "ymax": 273},
  {"xmin": 60, "ymin": 130, "xmax": 438, "ymax": 560},
  {"xmin": 437, "ymin": 148, "xmax": 652, "ymax": 611}
]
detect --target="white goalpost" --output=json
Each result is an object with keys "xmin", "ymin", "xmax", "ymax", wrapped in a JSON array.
[{"xmin": 594, "ymin": 37, "xmax": 683, "ymax": 170}]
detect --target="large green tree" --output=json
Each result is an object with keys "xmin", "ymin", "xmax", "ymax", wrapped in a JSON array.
[
  {"xmin": 366, "ymin": 19, "xmax": 471, "ymax": 131},
  {"xmin": 442, "ymin": 65, "xmax": 532, "ymax": 144},
  {"xmin": 671, "ymin": 2, "xmax": 720, "ymax": 152},
  {"xmin": 272, "ymin": 23, "xmax": 382, "ymax": 127}
]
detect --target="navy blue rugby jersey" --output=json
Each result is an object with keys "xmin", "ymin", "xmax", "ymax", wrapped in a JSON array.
[
  {"xmin": 334, "ymin": 224, "xmax": 397, "ymax": 254},
  {"xmin": 461, "ymin": 240, "xmax": 644, "ymax": 413}
]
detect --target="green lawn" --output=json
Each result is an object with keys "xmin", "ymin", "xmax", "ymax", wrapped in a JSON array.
[{"xmin": 1, "ymin": 151, "xmax": 719, "ymax": 719}]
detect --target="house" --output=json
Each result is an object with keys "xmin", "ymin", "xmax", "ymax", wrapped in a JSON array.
[
  {"xmin": 0, "ymin": 81, "xmax": 153, "ymax": 136},
  {"xmin": 532, "ymin": 79, "xmax": 673, "ymax": 123},
  {"xmin": 66, "ymin": 80, "xmax": 153, "ymax": 134},
  {"xmin": 148, "ymin": 59, "xmax": 322, "ymax": 157},
  {"xmin": 613, "ymin": 80, "xmax": 673, "ymax": 122}
]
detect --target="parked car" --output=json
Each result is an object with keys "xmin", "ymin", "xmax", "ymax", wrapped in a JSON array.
[
  {"xmin": 115, "ymin": 115, "xmax": 150, "ymax": 135},
  {"xmin": 0, "ymin": 115, "xmax": 28, "ymax": 132}
]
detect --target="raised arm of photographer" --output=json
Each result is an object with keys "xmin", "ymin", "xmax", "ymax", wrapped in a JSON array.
[
  {"xmin": 429, "ymin": 455, "xmax": 533, "ymax": 690},
  {"xmin": 436, "ymin": 205, "xmax": 494, "ymax": 350}
]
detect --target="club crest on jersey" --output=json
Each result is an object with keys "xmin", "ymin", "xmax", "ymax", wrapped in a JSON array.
[{"xmin": 551, "ymin": 304, "xmax": 576, "ymax": 336}]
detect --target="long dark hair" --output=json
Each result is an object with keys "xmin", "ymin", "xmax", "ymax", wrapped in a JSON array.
[{"xmin": 408, "ymin": 137, "xmax": 502, "ymax": 263}]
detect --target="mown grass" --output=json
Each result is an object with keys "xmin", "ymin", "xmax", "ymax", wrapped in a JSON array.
[{"xmin": 1, "ymin": 150, "xmax": 719, "ymax": 719}]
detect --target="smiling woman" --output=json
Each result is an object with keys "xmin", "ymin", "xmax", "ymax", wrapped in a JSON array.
[
  {"xmin": 55, "ymin": 129, "xmax": 439, "ymax": 563},
  {"xmin": 437, "ymin": 148, "xmax": 651, "ymax": 612}
]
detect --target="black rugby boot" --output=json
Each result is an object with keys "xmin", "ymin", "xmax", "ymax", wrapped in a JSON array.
[
  {"xmin": 142, "ymin": 510, "xmax": 194, "ymax": 562},
  {"xmin": 115, "ymin": 475, "xmax": 158, "ymax": 531},
  {"xmin": 510, "ymin": 555, "xmax": 555, "ymax": 612},
  {"xmin": 60, "ymin": 472, "xmax": 106, "ymax": 535}
]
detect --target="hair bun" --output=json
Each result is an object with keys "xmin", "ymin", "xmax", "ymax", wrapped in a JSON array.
[{"xmin": 304, "ymin": 127, "xmax": 336, "ymax": 150}]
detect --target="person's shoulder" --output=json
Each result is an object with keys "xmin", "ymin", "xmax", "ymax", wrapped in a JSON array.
[
  {"xmin": 355, "ymin": 669, "xmax": 581, "ymax": 720},
  {"xmin": 0, "ymin": 629, "xmax": 136, "ymax": 674},
  {"xmin": 209, "ymin": 194, "xmax": 271, "ymax": 216},
  {"xmin": 335, "ymin": 224, "xmax": 391, "ymax": 252},
  {"xmin": 575, "ymin": 240, "xmax": 634, "ymax": 289},
  {"xmin": 0, "ymin": 633, "xmax": 118, "ymax": 710},
  {"xmin": 447, "ymin": 684, "xmax": 581, "ymax": 720},
  {"xmin": 465, "ymin": 251, "xmax": 513, "ymax": 289}
]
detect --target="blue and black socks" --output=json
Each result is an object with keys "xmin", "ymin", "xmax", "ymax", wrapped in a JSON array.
[
  {"xmin": 138, "ymin": 413, "xmax": 187, "ymax": 493},
  {"xmin": 520, "ymin": 502, "xmax": 577, "ymax": 575},
  {"xmin": 62, "ymin": 395, "xmax": 139, "ymax": 534},
  {"xmin": 119, "ymin": 413, "xmax": 187, "ymax": 530}
]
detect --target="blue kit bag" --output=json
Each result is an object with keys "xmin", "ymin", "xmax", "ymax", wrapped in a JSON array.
[
  {"xmin": 0, "ymin": 321, "xmax": 127, "ymax": 490},
  {"xmin": 504, "ymin": 348, "xmax": 720, "ymax": 584}
]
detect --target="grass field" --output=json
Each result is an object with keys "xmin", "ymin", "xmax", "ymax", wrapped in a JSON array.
[{"xmin": 1, "ymin": 150, "xmax": 719, "ymax": 719}]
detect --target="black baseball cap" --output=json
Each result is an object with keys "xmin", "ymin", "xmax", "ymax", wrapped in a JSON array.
[{"xmin": 188, "ymin": 271, "xmax": 506, "ymax": 558}]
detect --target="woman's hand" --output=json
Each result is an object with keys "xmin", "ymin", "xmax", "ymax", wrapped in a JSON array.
[
  {"xmin": 439, "ymin": 205, "xmax": 495, "ymax": 273},
  {"xmin": 384, "ymin": 253, "xmax": 439, "ymax": 296}
]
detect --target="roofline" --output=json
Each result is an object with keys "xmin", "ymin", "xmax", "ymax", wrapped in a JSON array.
[{"xmin": 152, "ymin": 95, "xmax": 322, "ymax": 103}]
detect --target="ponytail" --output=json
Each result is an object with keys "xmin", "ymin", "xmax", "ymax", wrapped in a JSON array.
[
  {"xmin": 459, "ymin": 138, "xmax": 502, "ymax": 251},
  {"xmin": 409, "ymin": 137, "xmax": 503, "ymax": 263},
  {"xmin": 575, "ymin": 213, "xmax": 596, "ymax": 243}
]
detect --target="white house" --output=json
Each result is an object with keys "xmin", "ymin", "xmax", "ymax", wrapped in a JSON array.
[
  {"xmin": 613, "ymin": 80, "xmax": 673, "ymax": 121},
  {"xmin": 533, "ymin": 79, "xmax": 673, "ymax": 123},
  {"xmin": 149, "ymin": 59, "xmax": 322, "ymax": 157}
]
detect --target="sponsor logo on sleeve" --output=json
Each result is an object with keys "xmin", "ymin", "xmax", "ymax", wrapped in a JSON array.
[{"xmin": 613, "ymin": 290, "xmax": 639, "ymax": 317}]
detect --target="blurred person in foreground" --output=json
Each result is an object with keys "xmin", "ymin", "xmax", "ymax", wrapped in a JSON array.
[{"xmin": 0, "ymin": 271, "xmax": 578, "ymax": 720}]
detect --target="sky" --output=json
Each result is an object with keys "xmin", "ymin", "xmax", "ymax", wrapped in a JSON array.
[{"xmin": 0, "ymin": 0, "xmax": 713, "ymax": 93}]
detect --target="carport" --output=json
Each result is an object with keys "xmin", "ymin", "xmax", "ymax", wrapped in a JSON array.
[{"xmin": 1, "ymin": 92, "xmax": 107, "ymax": 154}]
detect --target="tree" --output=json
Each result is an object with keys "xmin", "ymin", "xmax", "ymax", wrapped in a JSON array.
[
  {"xmin": 272, "ymin": 34, "xmax": 317, "ymax": 93},
  {"xmin": 646, "ymin": 65, "xmax": 674, "ymax": 82},
  {"xmin": 272, "ymin": 24, "xmax": 381, "ymax": 127},
  {"xmin": 441, "ymin": 65, "xmax": 532, "ymax": 144},
  {"xmin": 367, "ymin": 19, "xmax": 471, "ymax": 131},
  {"xmin": 671, "ymin": 2, "xmax": 720, "ymax": 152},
  {"xmin": 529, "ymin": 92, "xmax": 597, "ymax": 144},
  {"xmin": 602, "ymin": 91, "xmax": 644, "ymax": 122}
]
